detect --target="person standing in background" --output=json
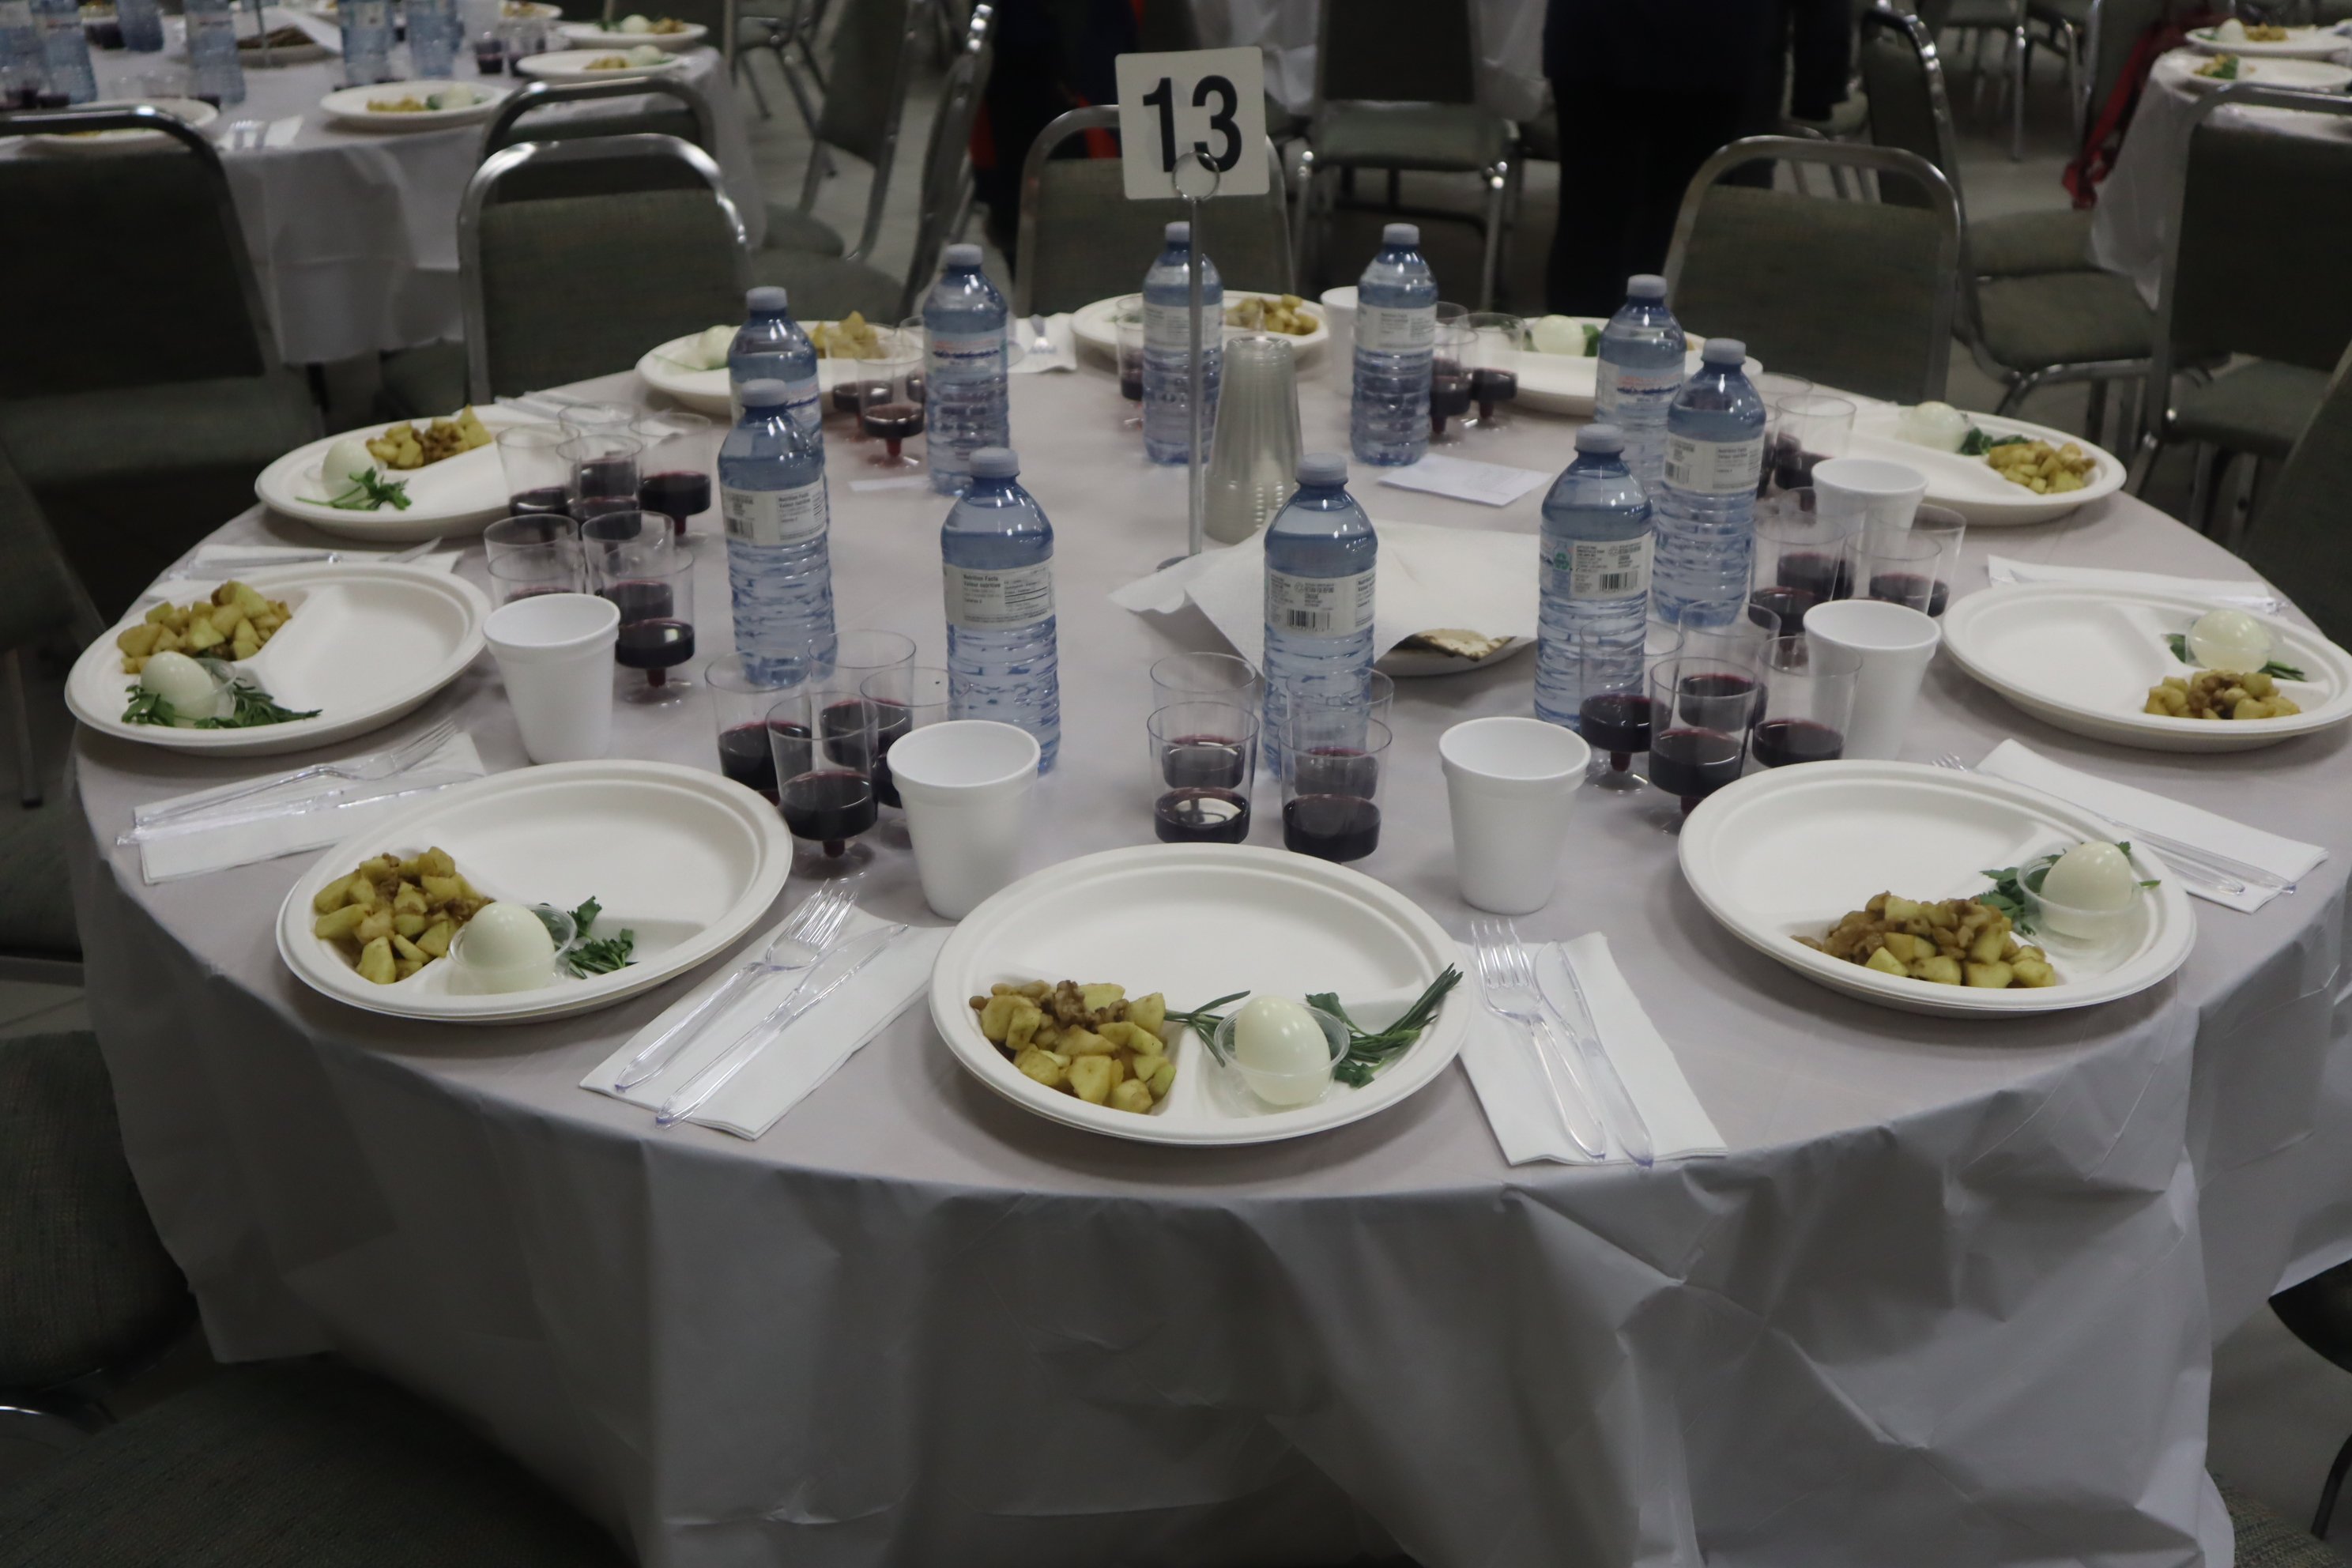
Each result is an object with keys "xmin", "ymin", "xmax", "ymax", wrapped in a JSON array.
[{"xmin": 1543, "ymin": 0, "xmax": 1851, "ymax": 315}]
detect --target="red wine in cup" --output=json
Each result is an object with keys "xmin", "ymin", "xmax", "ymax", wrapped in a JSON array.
[
  {"xmin": 1429, "ymin": 370, "xmax": 1472, "ymax": 430},
  {"xmin": 816, "ymin": 698, "xmax": 879, "ymax": 776},
  {"xmin": 1773, "ymin": 438, "xmax": 1829, "ymax": 491},
  {"xmin": 1162, "ymin": 735, "xmax": 1246, "ymax": 791},
  {"xmin": 508, "ymin": 486, "xmax": 572, "ymax": 518},
  {"xmin": 616, "ymin": 620, "xmax": 693, "ymax": 674},
  {"xmin": 782, "ymin": 770, "xmax": 877, "ymax": 854},
  {"xmin": 1283, "ymin": 796, "xmax": 1381, "ymax": 861},
  {"xmin": 1578, "ymin": 691, "xmax": 1653, "ymax": 771},
  {"xmin": 1750, "ymin": 585, "xmax": 1819, "ymax": 628},
  {"xmin": 717, "ymin": 722, "xmax": 778, "ymax": 798},
  {"xmin": 1649, "ymin": 727, "xmax": 1744, "ymax": 808},
  {"xmin": 1751, "ymin": 718, "xmax": 1844, "ymax": 768},
  {"xmin": 1869, "ymin": 570, "xmax": 1948, "ymax": 618},
  {"xmin": 869, "ymin": 699, "xmax": 912, "ymax": 808},
  {"xmin": 831, "ymin": 380, "xmax": 862, "ymax": 416},
  {"xmin": 1777, "ymin": 549, "xmax": 1849, "ymax": 605},
  {"xmin": 861, "ymin": 401, "xmax": 924, "ymax": 440},
  {"xmin": 1470, "ymin": 367, "xmax": 1517, "ymax": 420},
  {"xmin": 1120, "ymin": 368, "xmax": 1144, "ymax": 402},
  {"xmin": 1156, "ymin": 787, "xmax": 1251, "ymax": 845},
  {"xmin": 639, "ymin": 470, "xmax": 710, "ymax": 530},
  {"xmin": 1677, "ymin": 671, "xmax": 1758, "ymax": 728}
]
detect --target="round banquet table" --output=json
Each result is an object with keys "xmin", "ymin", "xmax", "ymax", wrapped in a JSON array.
[
  {"xmin": 66, "ymin": 352, "xmax": 2352, "ymax": 1568},
  {"xmin": 0, "ymin": 28, "xmax": 764, "ymax": 365}
]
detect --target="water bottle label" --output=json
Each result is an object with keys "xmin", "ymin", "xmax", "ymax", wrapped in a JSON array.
[
  {"xmin": 1355, "ymin": 303, "xmax": 1433, "ymax": 353},
  {"xmin": 722, "ymin": 480, "xmax": 827, "ymax": 547},
  {"xmin": 1554, "ymin": 537, "xmax": 1653, "ymax": 600},
  {"xmin": 1266, "ymin": 567, "xmax": 1374, "ymax": 638},
  {"xmin": 1664, "ymin": 432, "xmax": 1765, "ymax": 496},
  {"xmin": 787, "ymin": 375, "xmax": 821, "ymax": 431},
  {"xmin": 1144, "ymin": 300, "xmax": 1222, "ymax": 351},
  {"xmin": 1594, "ymin": 364, "xmax": 1680, "ymax": 420},
  {"xmin": 942, "ymin": 560, "xmax": 1054, "ymax": 631},
  {"xmin": 928, "ymin": 328, "xmax": 1005, "ymax": 375}
]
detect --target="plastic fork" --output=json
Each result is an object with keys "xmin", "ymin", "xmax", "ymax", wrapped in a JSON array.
[
  {"xmin": 134, "ymin": 718, "xmax": 458, "ymax": 829},
  {"xmin": 612, "ymin": 879, "xmax": 859, "ymax": 1090},
  {"xmin": 168, "ymin": 538, "xmax": 440, "ymax": 576},
  {"xmin": 1928, "ymin": 753, "xmax": 2283, "ymax": 895},
  {"xmin": 1503, "ymin": 919, "xmax": 1653, "ymax": 1168},
  {"xmin": 1469, "ymin": 917, "xmax": 1605, "ymax": 1161}
]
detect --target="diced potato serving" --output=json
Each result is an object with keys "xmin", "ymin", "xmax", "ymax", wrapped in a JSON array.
[
  {"xmin": 2144, "ymin": 669, "xmax": 2300, "ymax": 721},
  {"xmin": 969, "ymin": 978, "xmax": 1174, "ymax": 1114},
  {"xmin": 1223, "ymin": 293, "xmax": 1316, "ymax": 335},
  {"xmin": 118, "ymin": 579, "xmax": 294, "ymax": 673},
  {"xmin": 366, "ymin": 406, "xmax": 489, "ymax": 471},
  {"xmin": 312, "ymin": 846, "xmax": 484, "ymax": 985},
  {"xmin": 1798, "ymin": 893, "xmax": 2060, "ymax": 989},
  {"xmin": 1983, "ymin": 438, "xmax": 2096, "ymax": 495}
]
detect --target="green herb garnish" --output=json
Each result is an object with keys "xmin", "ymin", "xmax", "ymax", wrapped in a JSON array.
[
  {"xmin": 306, "ymin": 466, "xmax": 412, "ymax": 512},
  {"xmin": 560, "ymin": 895, "xmax": 636, "ymax": 977},
  {"xmin": 1981, "ymin": 846, "xmax": 2158, "ymax": 934},
  {"xmin": 1173, "ymin": 967, "xmax": 1464, "ymax": 1090},
  {"xmin": 2163, "ymin": 632, "xmax": 2303, "ymax": 681},
  {"xmin": 1581, "ymin": 322, "xmax": 1602, "ymax": 356},
  {"xmin": 120, "ymin": 669, "xmax": 321, "ymax": 729},
  {"xmin": 1958, "ymin": 426, "xmax": 2030, "ymax": 456}
]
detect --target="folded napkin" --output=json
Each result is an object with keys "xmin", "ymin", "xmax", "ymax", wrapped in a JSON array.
[
  {"xmin": 128, "ymin": 732, "xmax": 485, "ymax": 884},
  {"xmin": 173, "ymin": 544, "xmax": 458, "ymax": 578},
  {"xmin": 583, "ymin": 909, "xmax": 948, "ymax": 1139},
  {"xmin": 1110, "ymin": 518, "xmax": 1538, "ymax": 667},
  {"xmin": 1976, "ymin": 738, "xmax": 2325, "ymax": 913},
  {"xmin": 1375, "ymin": 454, "xmax": 1549, "ymax": 508},
  {"xmin": 238, "ymin": 6, "xmax": 342, "ymax": 49},
  {"xmin": 262, "ymin": 115, "xmax": 303, "ymax": 148},
  {"xmin": 1007, "ymin": 314, "xmax": 1077, "ymax": 374},
  {"xmin": 1457, "ymin": 932, "xmax": 1724, "ymax": 1166},
  {"xmin": 1984, "ymin": 555, "xmax": 2281, "ymax": 612}
]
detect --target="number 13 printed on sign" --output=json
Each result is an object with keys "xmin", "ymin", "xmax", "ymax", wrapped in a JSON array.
[{"xmin": 1112, "ymin": 47, "xmax": 1271, "ymax": 201}]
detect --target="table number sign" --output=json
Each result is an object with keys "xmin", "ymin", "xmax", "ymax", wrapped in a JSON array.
[{"xmin": 1112, "ymin": 46, "xmax": 1269, "ymax": 201}]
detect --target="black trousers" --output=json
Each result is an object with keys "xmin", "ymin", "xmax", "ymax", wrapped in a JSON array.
[{"xmin": 1542, "ymin": 81, "xmax": 1751, "ymax": 316}]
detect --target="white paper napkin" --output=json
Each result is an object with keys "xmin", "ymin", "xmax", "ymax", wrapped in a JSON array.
[
  {"xmin": 1984, "ymin": 555, "xmax": 2281, "ymax": 612},
  {"xmin": 236, "ymin": 5, "xmax": 341, "ymax": 47},
  {"xmin": 1457, "ymin": 932, "xmax": 1724, "ymax": 1165},
  {"xmin": 262, "ymin": 116, "xmax": 303, "ymax": 148},
  {"xmin": 1110, "ymin": 518, "xmax": 1538, "ymax": 667},
  {"xmin": 1006, "ymin": 314, "xmax": 1077, "ymax": 374},
  {"xmin": 1973, "ymin": 739, "xmax": 2325, "ymax": 914},
  {"xmin": 583, "ymin": 909, "xmax": 949, "ymax": 1139},
  {"xmin": 1375, "ymin": 454, "xmax": 1550, "ymax": 508},
  {"xmin": 129, "ymin": 732, "xmax": 486, "ymax": 884}
]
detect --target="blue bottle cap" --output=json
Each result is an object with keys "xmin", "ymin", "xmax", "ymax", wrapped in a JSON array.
[
  {"xmin": 739, "ymin": 379, "xmax": 790, "ymax": 409},
  {"xmin": 1164, "ymin": 220, "xmax": 1190, "ymax": 245},
  {"xmin": 970, "ymin": 447, "xmax": 1019, "ymax": 478},
  {"xmin": 1701, "ymin": 337, "xmax": 1746, "ymax": 366},
  {"xmin": 944, "ymin": 243, "xmax": 982, "ymax": 268},
  {"xmin": 1297, "ymin": 452, "xmax": 1348, "ymax": 485},
  {"xmin": 1576, "ymin": 424, "xmax": 1626, "ymax": 454},
  {"xmin": 1381, "ymin": 223, "xmax": 1419, "ymax": 248},
  {"xmin": 746, "ymin": 285, "xmax": 789, "ymax": 314},
  {"xmin": 1626, "ymin": 274, "xmax": 1668, "ymax": 300}
]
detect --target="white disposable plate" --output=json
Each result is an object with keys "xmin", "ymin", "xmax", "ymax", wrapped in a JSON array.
[
  {"xmin": 2165, "ymin": 50, "xmax": 2352, "ymax": 91},
  {"xmin": 20, "ymin": 97, "xmax": 220, "ymax": 150},
  {"xmin": 254, "ymin": 405, "xmax": 536, "ymax": 541},
  {"xmin": 320, "ymin": 79, "xmax": 510, "ymax": 130},
  {"xmin": 1070, "ymin": 292, "xmax": 1328, "ymax": 364},
  {"xmin": 514, "ymin": 47, "xmax": 690, "ymax": 82},
  {"xmin": 557, "ymin": 19, "xmax": 707, "ymax": 50},
  {"xmin": 1940, "ymin": 582, "xmax": 2352, "ymax": 752},
  {"xmin": 635, "ymin": 330, "xmax": 852, "ymax": 415},
  {"xmin": 931, "ymin": 844, "xmax": 1468, "ymax": 1145},
  {"xmin": 1847, "ymin": 405, "xmax": 2125, "ymax": 526},
  {"xmin": 1679, "ymin": 760, "xmax": 2196, "ymax": 1017},
  {"xmin": 2188, "ymin": 24, "xmax": 2352, "ymax": 58},
  {"xmin": 276, "ymin": 761, "xmax": 792, "ymax": 1023},
  {"xmin": 1510, "ymin": 318, "xmax": 1738, "ymax": 416},
  {"xmin": 66, "ymin": 564, "xmax": 490, "ymax": 756},
  {"xmin": 1375, "ymin": 635, "xmax": 1534, "ymax": 679}
]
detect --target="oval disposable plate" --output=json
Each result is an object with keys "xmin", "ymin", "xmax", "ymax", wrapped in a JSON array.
[
  {"xmin": 22, "ymin": 97, "xmax": 220, "ymax": 151},
  {"xmin": 1679, "ymin": 760, "xmax": 2196, "ymax": 1018},
  {"xmin": 514, "ymin": 47, "xmax": 692, "ymax": 82},
  {"xmin": 1375, "ymin": 637, "xmax": 1534, "ymax": 680},
  {"xmin": 254, "ymin": 405, "xmax": 536, "ymax": 541},
  {"xmin": 276, "ymin": 762, "xmax": 793, "ymax": 1023},
  {"xmin": 635, "ymin": 331, "xmax": 853, "ymax": 415},
  {"xmin": 2165, "ymin": 50, "xmax": 2352, "ymax": 89},
  {"xmin": 67, "ymin": 563, "xmax": 490, "ymax": 756},
  {"xmin": 1844, "ymin": 405, "xmax": 2125, "ymax": 526},
  {"xmin": 1940, "ymin": 582, "xmax": 2352, "ymax": 752},
  {"xmin": 556, "ymin": 19, "xmax": 707, "ymax": 49},
  {"xmin": 931, "ymin": 843, "xmax": 1468, "ymax": 1145},
  {"xmin": 1511, "ymin": 322, "xmax": 1740, "ymax": 416},
  {"xmin": 319, "ymin": 79, "xmax": 512, "ymax": 131},
  {"xmin": 2186, "ymin": 24, "xmax": 2352, "ymax": 58},
  {"xmin": 1069, "ymin": 292, "xmax": 1328, "ymax": 365}
]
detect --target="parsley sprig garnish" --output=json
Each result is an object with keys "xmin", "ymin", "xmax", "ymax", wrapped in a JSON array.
[
  {"xmin": 1172, "ymin": 967, "xmax": 1464, "ymax": 1089},
  {"xmin": 2163, "ymin": 632, "xmax": 2303, "ymax": 682},
  {"xmin": 560, "ymin": 895, "xmax": 636, "ymax": 977},
  {"xmin": 307, "ymin": 467, "xmax": 412, "ymax": 511},
  {"xmin": 121, "ymin": 666, "xmax": 321, "ymax": 729}
]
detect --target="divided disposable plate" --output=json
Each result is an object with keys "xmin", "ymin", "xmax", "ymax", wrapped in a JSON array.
[
  {"xmin": 67, "ymin": 563, "xmax": 490, "ymax": 756},
  {"xmin": 1941, "ymin": 582, "xmax": 2352, "ymax": 752},
  {"xmin": 319, "ymin": 80, "xmax": 511, "ymax": 131},
  {"xmin": 1846, "ymin": 406, "xmax": 2126, "ymax": 525},
  {"xmin": 514, "ymin": 47, "xmax": 691, "ymax": 82},
  {"xmin": 276, "ymin": 761, "xmax": 792, "ymax": 1023},
  {"xmin": 635, "ymin": 330, "xmax": 854, "ymax": 415},
  {"xmin": 1510, "ymin": 321, "xmax": 1740, "ymax": 416},
  {"xmin": 2186, "ymin": 24, "xmax": 2352, "ymax": 58},
  {"xmin": 557, "ymin": 20, "xmax": 707, "ymax": 49},
  {"xmin": 2165, "ymin": 51, "xmax": 2352, "ymax": 90},
  {"xmin": 21, "ymin": 98, "xmax": 219, "ymax": 151},
  {"xmin": 1679, "ymin": 760, "xmax": 2196, "ymax": 1017},
  {"xmin": 1069, "ymin": 292, "xmax": 1328, "ymax": 364},
  {"xmin": 930, "ymin": 844, "xmax": 1468, "ymax": 1144},
  {"xmin": 254, "ymin": 405, "xmax": 537, "ymax": 541}
]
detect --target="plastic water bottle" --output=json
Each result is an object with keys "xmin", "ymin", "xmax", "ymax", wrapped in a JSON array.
[
  {"xmin": 337, "ymin": 0, "xmax": 394, "ymax": 85},
  {"xmin": 1, "ymin": 0, "xmax": 51, "ymax": 104},
  {"xmin": 728, "ymin": 285, "xmax": 821, "ymax": 435},
  {"xmin": 923, "ymin": 243, "xmax": 1011, "ymax": 494},
  {"xmin": 1261, "ymin": 451, "xmax": 1378, "ymax": 776},
  {"xmin": 117, "ymin": 0, "xmax": 164, "ymax": 52},
  {"xmin": 182, "ymin": 0, "xmax": 247, "ymax": 104},
  {"xmin": 406, "ymin": 0, "xmax": 460, "ymax": 77},
  {"xmin": 1652, "ymin": 338, "xmax": 1768, "ymax": 629},
  {"xmin": 718, "ymin": 379, "xmax": 835, "ymax": 683},
  {"xmin": 1141, "ymin": 220, "xmax": 1222, "ymax": 466},
  {"xmin": 1349, "ymin": 223, "xmax": 1438, "ymax": 466},
  {"xmin": 942, "ymin": 447, "xmax": 1059, "ymax": 771},
  {"xmin": 28, "ymin": 0, "xmax": 93, "ymax": 102},
  {"xmin": 1594, "ymin": 274, "xmax": 1686, "ymax": 492},
  {"xmin": 1534, "ymin": 424, "xmax": 1653, "ymax": 731}
]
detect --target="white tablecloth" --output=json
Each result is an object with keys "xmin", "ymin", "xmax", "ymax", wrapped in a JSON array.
[
  {"xmin": 2, "ymin": 38, "xmax": 764, "ymax": 364},
  {"xmin": 1189, "ymin": 0, "xmax": 1546, "ymax": 121},
  {"xmin": 2089, "ymin": 47, "xmax": 2352, "ymax": 307},
  {"xmin": 66, "ymin": 360, "xmax": 2352, "ymax": 1567}
]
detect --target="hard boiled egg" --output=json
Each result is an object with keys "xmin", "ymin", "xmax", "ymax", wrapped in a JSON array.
[
  {"xmin": 1231, "ymin": 994, "xmax": 1334, "ymax": 1105},
  {"xmin": 1528, "ymin": 315, "xmax": 1588, "ymax": 356},
  {"xmin": 624, "ymin": 42, "xmax": 665, "ymax": 62},
  {"xmin": 138, "ymin": 650, "xmax": 228, "ymax": 723},
  {"xmin": 2040, "ymin": 841, "xmax": 2139, "ymax": 912},
  {"xmin": 452, "ymin": 899, "xmax": 558, "ymax": 993},
  {"xmin": 322, "ymin": 435, "xmax": 377, "ymax": 490},
  {"xmin": 690, "ymin": 322, "xmax": 734, "ymax": 371},
  {"xmin": 1895, "ymin": 399, "xmax": 1971, "ymax": 453},
  {"xmin": 2186, "ymin": 608, "xmax": 2273, "ymax": 673},
  {"xmin": 617, "ymin": 11, "xmax": 651, "ymax": 30},
  {"xmin": 2216, "ymin": 16, "xmax": 2248, "ymax": 40}
]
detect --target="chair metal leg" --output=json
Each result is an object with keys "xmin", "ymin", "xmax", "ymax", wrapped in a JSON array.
[
  {"xmin": 2127, "ymin": 431, "xmax": 2163, "ymax": 496},
  {"xmin": 2316, "ymin": 1426, "xmax": 2352, "ymax": 1538},
  {"xmin": 2009, "ymin": 22, "xmax": 2029, "ymax": 160},
  {"xmin": 7, "ymin": 650, "xmax": 37, "ymax": 809},
  {"xmin": 2187, "ymin": 440, "xmax": 2219, "ymax": 535},
  {"xmin": 1291, "ymin": 151, "xmax": 1321, "ymax": 296},
  {"xmin": 2059, "ymin": 21, "xmax": 2085, "ymax": 141},
  {"xmin": 2084, "ymin": 377, "xmax": 2109, "ymax": 450},
  {"xmin": 733, "ymin": 44, "xmax": 772, "ymax": 119}
]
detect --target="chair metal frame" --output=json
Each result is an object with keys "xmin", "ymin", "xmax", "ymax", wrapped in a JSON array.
[
  {"xmin": 1009, "ymin": 105, "xmax": 1292, "ymax": 318},
  {"xmin": 458, "ymin": 134, "xmax": 749, "ymax": 404},
  {"xmin": 481, "ymin": 74, "xmax": 721, "ymax": 160},
  {"xmin": 889, "ymin": 14, "xmax": 993, "ymax": 318},
  {"xmin": 2023, "ymin": 0, "xmax": 2101, "ymax": 141},
  {"xmin": 1931, "ymin": 0, "xmax": 2034, "ymax": 158},
  {"xmin": 733, "ymin": 0, "xmax": 831, "ymax": 131},
  {"xmin": 1663, "ymin": 136, "xmax": 1962, "ymax": 404},
  {"xmin": 2135, "ymin": 81, "xmax": 2352, "ymax": 528},
  {"xmin": 772, "ymin": 0, "xmax": 926, "ymax": 262}
]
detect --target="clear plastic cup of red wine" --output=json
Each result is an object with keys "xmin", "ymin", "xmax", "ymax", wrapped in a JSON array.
[
  {"xmin": 1577, "ymin": 621, "xmax": 1683, "ymax": 793},
  {"xmin": 708, "ymin": 654, "xmax": 790, "ymax": 801},
  {"xmin": 1148, "ymin": 700, "xmax": 1258, "ymax": 846},
  {"xmin": 1282, "ymin": 706, "xmax": 1388, "ymax": 863},
  {"xmin": 1649, "ymin": 654, "xmax": 1754, "ymax": 826},
  {"xmin": 631, "ymin": 411, "xmax": 714, "ymax": 538},
  {"xmin": 769, "ymin": 675, "xmax": 880, "ymax": 876},
  {"xmin": 1751, "ymin": 635, "xmax": 1858, "ymax": 768}
]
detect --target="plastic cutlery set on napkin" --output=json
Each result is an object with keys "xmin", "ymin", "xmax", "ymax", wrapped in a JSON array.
[{"xmin": 1983, "ymin": 555, "xmax": 2282, "ymax": 613}]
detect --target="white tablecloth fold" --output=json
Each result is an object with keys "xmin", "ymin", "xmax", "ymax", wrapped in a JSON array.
[
  {"xmin": 584, "ymin": 908, "xmax": 949, "ymax": 1139},
  {"xmin": 1976, "ymin": 737, "xmax": 2328, "ymax": 914},
  {"xmin": 1984, "ymin": 553, "xmax": 2280, "ymax": 611},
  {"xmin": 1457, "ymin": 931, "xmax": 1724, "ymax": 1165}
]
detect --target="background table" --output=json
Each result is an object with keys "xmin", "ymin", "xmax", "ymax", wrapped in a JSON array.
[
  {"xmin": 66, "ymin": 356, "xmax": 2352, "ymax": 1567},
  {"xmin": 1190, "ymin": 0, "xmax": 1546, "ymax": 121},
  {"xmin": 1, "ymin": 33, "xmax": 764, "ymax": 364}
]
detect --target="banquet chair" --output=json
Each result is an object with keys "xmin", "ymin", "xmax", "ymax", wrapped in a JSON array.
[
  {"xmin": 2238, "ymin": 341, "xmax": 2352, "ymax": 651},
  {"xmin": 2219, "ymin": 1479, "xmax": 2352, "ymax": 1567},
  {"xmin": 0, "ymin": 106, "xmax": 318, "ymax": 619},
  {"xmin": 459, "ymin": 134, "xmax": 751, "ymax": 401},
  {"xmin": 2135, "ymin": 83, "xmax": 2352, "ymax": 534},
  {"xmin": 1291, "ymin": 0, "xmax": 1512, "ymax": 309},
  {"xmin": 1920, "ymin": 0, "xmax": 2033, "ymax": 158},
  {"xmin": 1011, "ymin": 107, "xmax": 1293, "ymax": 318},
  {"xmin": 734, "ymin": 0, "xmax": 830, "ymax": 133},
  {"xmin": 1662, "ymin": 138, "xmax": 1961, "ymax": 405},
  {"xmin": 761, "ymin": 0, "xmax": 923, "ymax": 261},
  {"xmin": 0, "ymin": 443, "xmax": 100, "ymax": 813}
]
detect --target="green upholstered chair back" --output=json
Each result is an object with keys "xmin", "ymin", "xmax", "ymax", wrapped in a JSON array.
[
  {"xmin": 1859, "ymin": 6, "xmax": 1967, "ymax": 216},
  {"xmin": 0, "ymin": 442, "xmax": 95, "ymax": 654},
  {"xmin": 2241, "ymin": 339, "xmax": 2352, "ymax": 650},
  {"xmin": 1666, "ymin": 138, "xmax": 1961, "ymax": 406},
  {"xmin": 462, "ymin": 136, "xmax": 750, "ymax": 399},
  {"xmin": 1013, "ymin": 106, "xmax": 1291, "ymax": 317},
  {"xmin": 814, "ymin": 0, "xmax": 917, "ymax": 167},
  {"xmin": 0, "ymin": 109, "xmax": 276, "ymax": 400},
  {"xmin": 481, "ymin": 77, "xmax": 718, "ymax": 203},
  {"xmin": 1317, "ymin": 0, "xmax": 1477, "ymax": 105}
]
